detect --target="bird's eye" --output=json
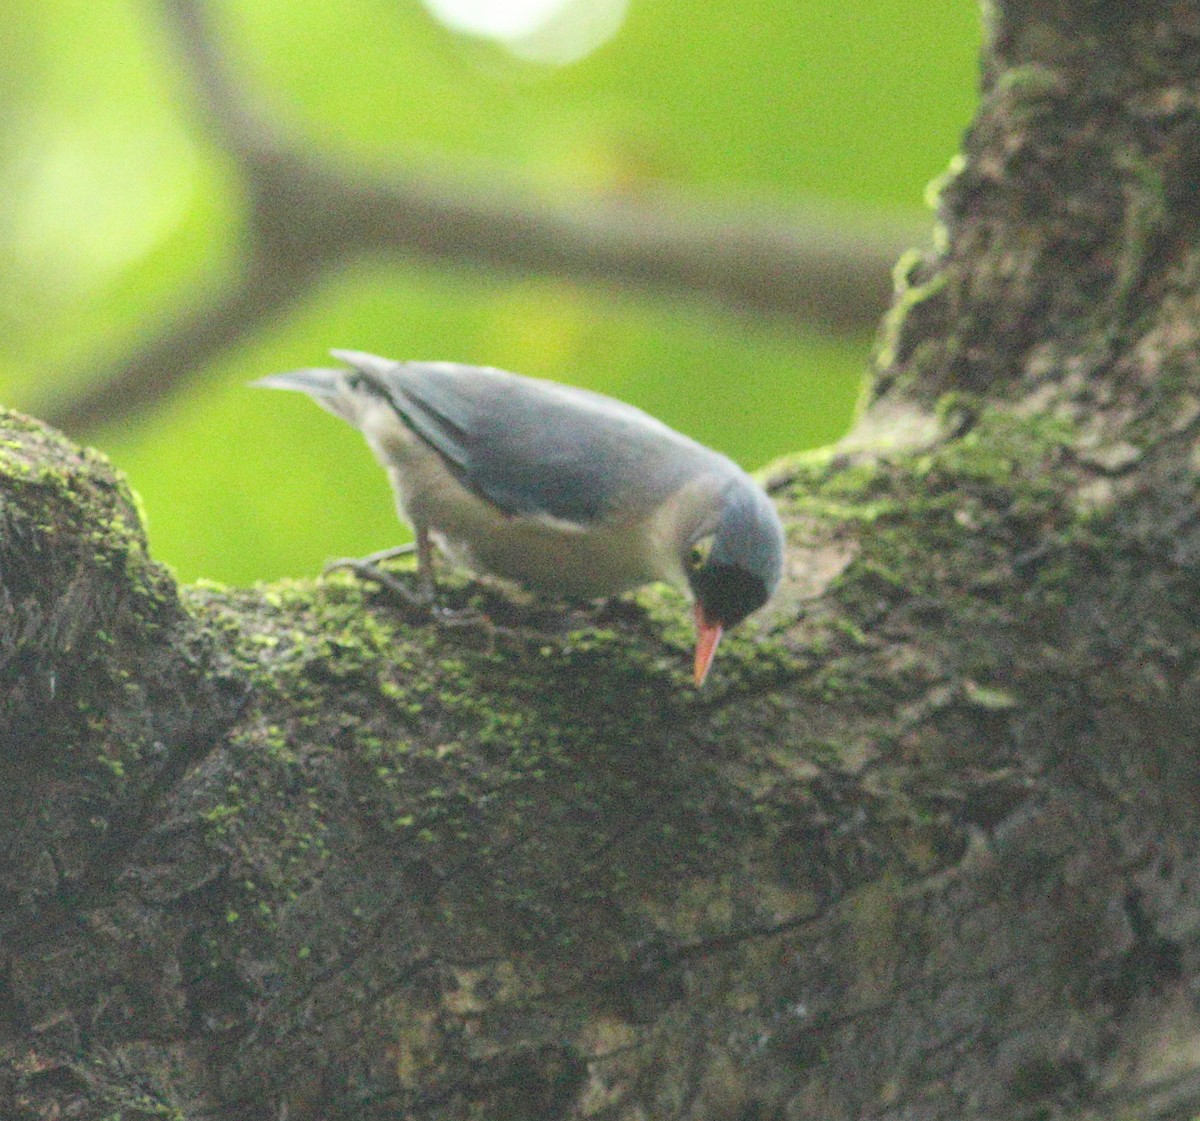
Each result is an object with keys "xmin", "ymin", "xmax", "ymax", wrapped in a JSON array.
[{"xmin": 688, "ymin": 537, "xmax": 713, "ymax": 570}]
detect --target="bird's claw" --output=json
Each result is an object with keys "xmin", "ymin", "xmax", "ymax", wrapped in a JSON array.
[
  {"xmin": 324, "ymin": 557, "xmax": 433, "ymax": 617},
  {"xmin": 324, "ymin": 557, "xmax": 494, "ymax": 631}
]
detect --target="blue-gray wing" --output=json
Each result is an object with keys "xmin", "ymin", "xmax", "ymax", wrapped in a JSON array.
[{"xmin": 332, "ymin": 351, "xmax": 719, "ymax": 526}]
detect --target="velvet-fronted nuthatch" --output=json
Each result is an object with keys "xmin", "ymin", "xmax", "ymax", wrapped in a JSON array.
[{"xmin": 253, "ymin": 351, "xmax": 784, "ymax": 685}]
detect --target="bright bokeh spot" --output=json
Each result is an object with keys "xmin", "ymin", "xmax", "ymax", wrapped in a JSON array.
[
  {"xmin": 419, "ymin": 0, "xmax": 628, "ymax": 64},
  {"xmin": 421, "ymin": 0, "xmax": 578, "ymax": 40}
]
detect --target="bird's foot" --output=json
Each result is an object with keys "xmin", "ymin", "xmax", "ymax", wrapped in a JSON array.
[
  {"xmin": 357, "ymin": 543, "xmax": 418, "ymax": 567},
  {"xmin": 324, "ymin": 556, "xmax": 433, "ymax": 618},
  {"xmin": 324, "ymin": 555, "xmax": 493, "ymax": 630}
]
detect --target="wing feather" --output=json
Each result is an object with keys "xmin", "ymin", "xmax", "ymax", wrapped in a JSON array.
[{"xmin": 331, "ymin": 351, "xmax": 720, "ymax": 526}]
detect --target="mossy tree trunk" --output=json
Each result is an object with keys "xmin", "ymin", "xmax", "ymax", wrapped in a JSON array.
[{"xmin": 4, "ymin": 1, "xmax": 1200, "ymax": 1118}]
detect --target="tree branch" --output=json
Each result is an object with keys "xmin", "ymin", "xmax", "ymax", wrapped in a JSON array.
[
  {"xmin": 6, "ymin": 3, "xmax": 1200, "ymax": 1117},
  {"xmin": 35, "ymin": 0, "xmax": 921, "ymax": 435}
]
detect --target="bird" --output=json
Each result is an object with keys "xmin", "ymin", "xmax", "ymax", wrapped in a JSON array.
[{"xmin": 252, "ymin": 350, "xmax": 784, "ymax": 685}]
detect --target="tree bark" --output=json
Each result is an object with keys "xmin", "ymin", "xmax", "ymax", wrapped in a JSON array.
[{"xmin": 4, "ymin": 1, "xmax": 1200, "ymax": 1118}]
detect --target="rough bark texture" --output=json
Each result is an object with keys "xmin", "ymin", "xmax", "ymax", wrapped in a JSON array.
[{"xmin": 4, "ymin": 1, "xmax": 1200, "ymax": 1118}]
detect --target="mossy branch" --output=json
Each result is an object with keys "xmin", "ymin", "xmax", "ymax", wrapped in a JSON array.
[
  {"xmin": 6, "ymin": 1, "xmax": 1200, "ymax": 1117},
  {"xmin": 3, "ymin": 374, "xmax": 1199, "ymax": 1118}
]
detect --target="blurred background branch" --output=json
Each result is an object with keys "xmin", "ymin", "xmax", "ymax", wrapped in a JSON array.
[
  {"xmin": 0, "ymin": 0, "xmax": 978, "ymax": 582},
  {"xmin": 41, "ymin": 0, "xmax": 921, "ymax": 435}
]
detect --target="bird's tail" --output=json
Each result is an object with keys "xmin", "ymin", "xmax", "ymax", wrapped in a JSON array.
[
  {"xmin": 250, "ymin": 368, "xmax": 343, "ymax": 397},
  {"xmin": 250, "ymin": 366, "xmax": 366, "ymax": 424}
]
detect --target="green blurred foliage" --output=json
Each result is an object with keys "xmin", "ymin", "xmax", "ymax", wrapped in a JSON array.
[{"xmin": 0, "ymin": 0, "xmax": 980, "ymax": 584}]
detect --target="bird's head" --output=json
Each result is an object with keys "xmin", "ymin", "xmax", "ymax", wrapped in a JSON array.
[{"xmin": 684, "ymin": 479, "xmax": 784, "ymax": 686}]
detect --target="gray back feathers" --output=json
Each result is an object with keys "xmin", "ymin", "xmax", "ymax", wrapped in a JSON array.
[{"xmin": 272, "ymin": 351, "xmax": 737, "ymax": 527}]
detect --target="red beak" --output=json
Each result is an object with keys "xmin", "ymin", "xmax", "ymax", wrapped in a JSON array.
[{"xmin": 693, "ymin": 603, "xmax": 724, "ymax": 687}]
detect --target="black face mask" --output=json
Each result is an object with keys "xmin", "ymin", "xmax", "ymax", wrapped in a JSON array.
[{"xmin": 689, "ymin": 562, "xmax": 769, "ymax": 629}]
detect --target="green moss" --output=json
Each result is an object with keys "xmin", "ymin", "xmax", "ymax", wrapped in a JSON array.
[
  {"xmin": 93, "ymin": 398, "xmax": 1087, "ymax": 1020},
  {"xmin": 962, "ymin": 681, "xmax": 1019, "ymax": 711},
  {"xmin": 875, "ymin": 251, "xmax": 950, "ymax": 374},
  {"xmin": 924, "ymin": 152, "xmax": 967, "ymax": 209},
  {"xmin": 994, "ymin": 64, "xmax": 1064, "ymax": 109}
]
